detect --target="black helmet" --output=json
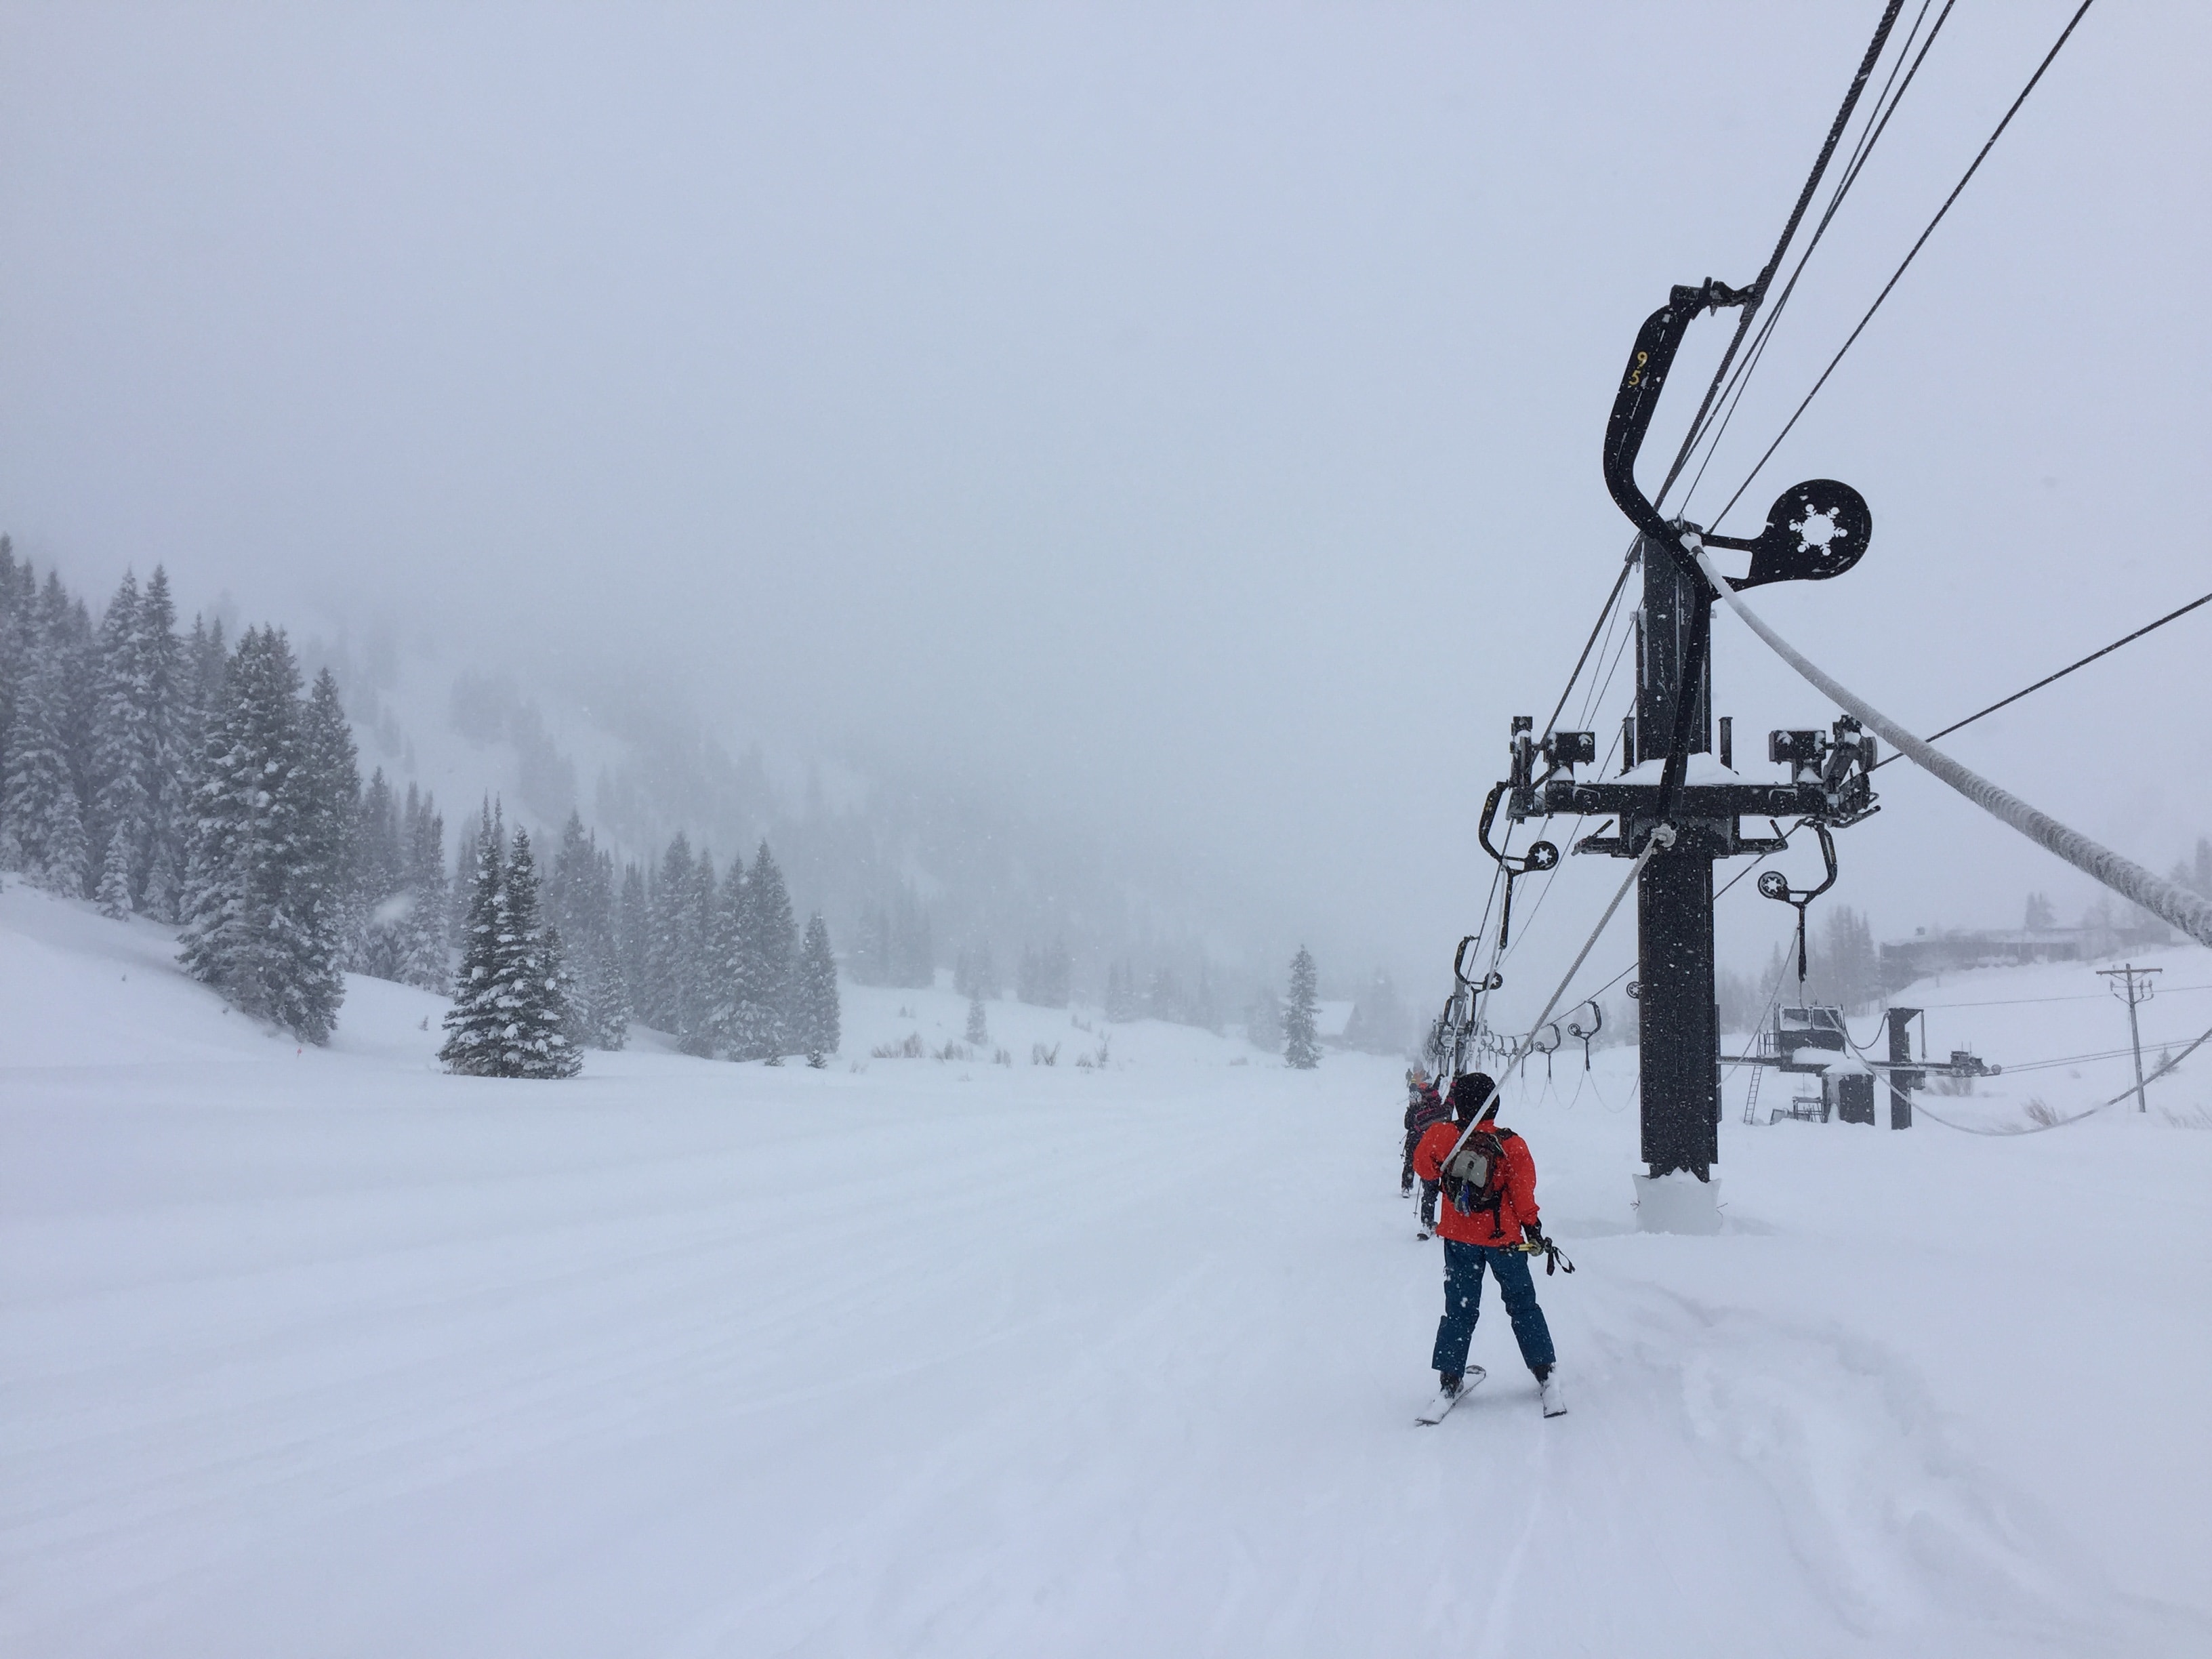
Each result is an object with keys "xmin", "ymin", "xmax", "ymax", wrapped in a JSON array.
[{"xmin": 1448, "ymin": 1071, "xmax": 1496, "ymax": 1123}]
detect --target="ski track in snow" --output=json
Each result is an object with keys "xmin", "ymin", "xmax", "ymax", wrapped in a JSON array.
[{"xmin": 3, "ymin": 885, "xmax": 2209, "ymax": 1658}]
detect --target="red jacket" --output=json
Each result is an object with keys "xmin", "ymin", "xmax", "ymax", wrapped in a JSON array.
[{"xmin": 1412, "ymin": 1120, "xmax": 1540, "ymax": 1247}]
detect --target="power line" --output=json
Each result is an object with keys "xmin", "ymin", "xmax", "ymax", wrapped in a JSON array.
[
  {"xmin": 1912, "ymin": 982, "xmax": 2212, "ymax": 1012},
  {"xmin": 1714, "ymin": 0, "xmax": 2099, "ymax": 529},
  {"xmin": 1872, "ymin": 588, "xmax": 2212, "ymax": 767}
]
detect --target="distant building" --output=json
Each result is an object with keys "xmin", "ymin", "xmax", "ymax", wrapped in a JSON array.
[{"xmin": 1880, "ymin": 918, "xmax": 2173, "ymax": 989}]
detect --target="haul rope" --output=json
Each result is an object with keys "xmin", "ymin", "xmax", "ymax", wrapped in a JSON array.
[{"xmin": 1690, "ymin": 539, "xmax": 2212, "ymax": 951}]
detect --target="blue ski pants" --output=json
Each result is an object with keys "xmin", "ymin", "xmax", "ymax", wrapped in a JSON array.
[{"xmin": 1433, "ymin": 1240, "xmax": 1556, "ymax": 1376}]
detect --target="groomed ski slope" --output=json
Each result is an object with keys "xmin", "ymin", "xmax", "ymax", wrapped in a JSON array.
[{"xmin": 3, "ymin": 884, "xmax": 2209, "ymax": 1658}]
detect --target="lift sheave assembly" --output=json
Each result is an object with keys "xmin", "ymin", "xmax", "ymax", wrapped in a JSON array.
[{"xmin": 1493, "ymin": 281, "xmax": 1880, "ymax": 1185}]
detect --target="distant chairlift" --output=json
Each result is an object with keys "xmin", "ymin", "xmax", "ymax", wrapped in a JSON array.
[{"xmin": 1738, "ymin": 1002, "xmax": 1997, "ymax": 1126}]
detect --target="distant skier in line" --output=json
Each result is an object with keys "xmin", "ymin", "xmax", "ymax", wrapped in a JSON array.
[
  {"xmin": 1412, "ymin": 1073, "xmax": 1566, "ymax": 1421},
  {"xmin": 1400, "ymin": 1068, "xmax": 1450, "ymax": 1239}
]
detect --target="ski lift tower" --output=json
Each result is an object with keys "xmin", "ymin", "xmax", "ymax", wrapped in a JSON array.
[{"xmin": 1494, "ymin": 282, "xmax": 1881, "ymax": 1225}]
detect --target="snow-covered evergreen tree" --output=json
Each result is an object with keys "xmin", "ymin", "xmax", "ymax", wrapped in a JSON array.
[
  {"xmin": 642, "ymin": 833, "xmax": 694, "ymax": 1031},
  {"xmin": 1284, "ymin": 947, "xmax": 1320, "ymax": 1069},
  {"xmin": 676, "ymin": 844, "xmax": 719, "ymax": 1056},
  {"xmin": 87, "ymin": 571, "xmax": 150, "ymax": 907},
  {"xmin": 965, "ymin": 993, "xmax": 988, "ymax": 1047},
  {"xmin": 496, "ymin": 828, "xmax": 581, "ymax": 1078},
  {"xmin": 352, "ymin": 769, "xmax": 407, "ymax": 978},
  {"xmin": 0, "ymin": 537, "xmax": 29, "ymax": 771},
  {"xmin": 548, "ymin": 811, "xmax": 630, "ymax": 1050},
  {"xmin": 1, "ymin": 609, "xmax": 90, "ymax": 895},
  {"xmin": 727, "ymin": 841, "xmax": 795, "ymax": 1060},
  {"xmin": 287, "ymin": 668, "xmax": 358, "ymax": 1035},
  {"xmin": 178, "ymin": 627, "xmax": 346, "ymax": 1043},
  {"xmin": 590, "ymin": 845, "xmax": 632, "ymax": 1045},
  {"xmin": 95, "ymin": 821, "xmax": 133, "ymax": 918},
  {"xmin": 617, "ymin": 859, "xmax": 650, "ymax": 1021},
  {"xmin": 396, "ymin": 785, "xmax": 451, "ymax": 990},
  {"xmin": 441, "ymin": 806, "xmax": 507, "ymax": 1074},
  {"xmin": 136, "ymin": 568, "xmax": 186, "ymax": 920},
  {"xmin": 793, "ymin": 912, "xmax": 840, "ymax": 1063},
  {"xmin": 45, "ymin": 576, "xmax": 98, "ymax": 871}
]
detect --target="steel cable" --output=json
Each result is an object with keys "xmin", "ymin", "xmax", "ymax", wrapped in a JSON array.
[{"xmin": 1713, "ymin": 0, "xmax": 2100, "ymax": 529}]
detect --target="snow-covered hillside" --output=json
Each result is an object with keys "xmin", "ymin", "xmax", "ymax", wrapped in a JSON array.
[{"xmin": 3, "ymin": 882, "xmax": 2209, "ymax": 1657}]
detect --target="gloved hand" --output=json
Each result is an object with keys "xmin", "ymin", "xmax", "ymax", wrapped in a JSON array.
[{"xmin": 1521, "ymin": 1223, "xmax": 1547, "ymax": 1253}]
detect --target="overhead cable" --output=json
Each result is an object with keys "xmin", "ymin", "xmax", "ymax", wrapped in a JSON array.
[
  {"xmin": 1650, "ymin": 0, "xmax": 1910, "ymax": 511},
  {"xmin": 1538, "ymin": 541, "xmax": 1637, "ymax": 744},
  {"xmin": 1714, "ymin": 0, "xmax": 2099, "ymax": 528},
  {"xmin": 1675, "ymin": 0, "xmax": 1958, "ymax": 516},
  {"xmin": 1692, "ymin": 539, "xmax": 2212, "ymax": 950},
  {"xmin": 1913, "ymin": 1017, "xmax": 2212, "ymax": 1136},
  {"xmin": 1872, "ymin": 588, "xmax": 2212, "ymax": 766}
]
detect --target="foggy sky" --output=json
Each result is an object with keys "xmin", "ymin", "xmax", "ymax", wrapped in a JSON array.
[{"xmin": 4, "ymin": 1, "xmax": 2208, "ymax": 1011}]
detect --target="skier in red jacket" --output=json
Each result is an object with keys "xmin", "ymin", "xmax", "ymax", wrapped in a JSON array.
[{"xmin": 1412, "ymin": 1072, "xmax": 1565, "ymax": 1420}]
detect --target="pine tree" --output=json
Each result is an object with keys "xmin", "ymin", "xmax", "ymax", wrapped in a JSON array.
[
  {"xmin": 549, "ymin": 812, "xmax": 630, "ymax": 1050},
  {"xmin": 137, "ymin": 568, "xmax": 186, "ymax": 920},
  {"xmin": 1, "ymin": 613, "xmax": 89, "ymax": 895},
  {"xmin": 285, "ymin": 668, "xmax": 357, "ymax": 1039},
  {"xmin": 441, "ymin": 806, "xmax": 507, "ymax": 1074},
  {"xmin": 728, "ymin": 841, "xmax": 796, "ymax": 1060},
  {"xmin": 396, "ymin": 785, "xmax": 451, "ymax": 990},
  {"xmin": 793, "ymin": 912, "xmax": 840, "ymax": 1063},
  {"xmin": 87, "ymin": 571, "xmax": 150, "ymax": 905},
  {"xmin": 1284, "ymin": 947, "xmax": 1321, "ymax": 1069},
  {"xmin": 156, "ymin": 613, "xmax": 228, "ymax": 924},
  {"xmin": 675, "ymin": 844, "xmax": 719, "ymax": 1056},
  {"xmin": 642, "ymin": 834, "xmax": 693, "ymax": 1031},
  {"xmin": 588, "ymin": 843, "xmax": 632, "ymax": 1046},
  {"xmin": 352, "ymin": 769, "xmax": 407, "ymax": 978},
  {"xmin": 45, "ymin": 577, "xmax": 98, "ymax": 870},
  {"xmin": 0, "ymin": 537, "xmax": 29, "ymax": 771},
  {"xmin": 965, "ymin": 992, "xmax": 988, "ymax": 1047},
  {"xmin": 96, "ymin": 822, "xmax": 134, "ymax": 918},
  {"xmin": 495, "ymin": 828, "xmax": 581, "ymax": 1078},
  {"xmin": 178, "ymin": 627, "xmax": 346, "ymax": 1042},
  {"xmin": 617, "ymin": 859, "xmax": 650, "ymax": 1029}
]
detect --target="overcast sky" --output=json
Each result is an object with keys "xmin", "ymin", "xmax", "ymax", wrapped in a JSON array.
[{"xmin": 3, "ymin": 1, "xmax": 2207, "ymax": 1007}]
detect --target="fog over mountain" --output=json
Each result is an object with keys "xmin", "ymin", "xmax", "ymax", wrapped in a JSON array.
[{"xmin": 4, "ymin": 1, "xmax": 2208, "ymax": 1021}]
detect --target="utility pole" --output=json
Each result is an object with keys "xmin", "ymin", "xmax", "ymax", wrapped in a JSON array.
[{"xmin": 2096, "ymin": 962, "xmax": 2160, "ymax": 1113}]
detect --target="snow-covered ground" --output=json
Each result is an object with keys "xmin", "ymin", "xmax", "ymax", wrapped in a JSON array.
[{"xmin": 4, "ymin": 882, "xmax": 2209, "ymax": 1658}]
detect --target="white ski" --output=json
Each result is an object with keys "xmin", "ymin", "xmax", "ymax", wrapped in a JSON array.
[
  {"xmin": 1538, "ymin": 1372, "xmax": 1568, "ymax": 1418},
  {"xmin": 1414, "ymin": 1365, "xmax": 1485, "ymax": 1425}
]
